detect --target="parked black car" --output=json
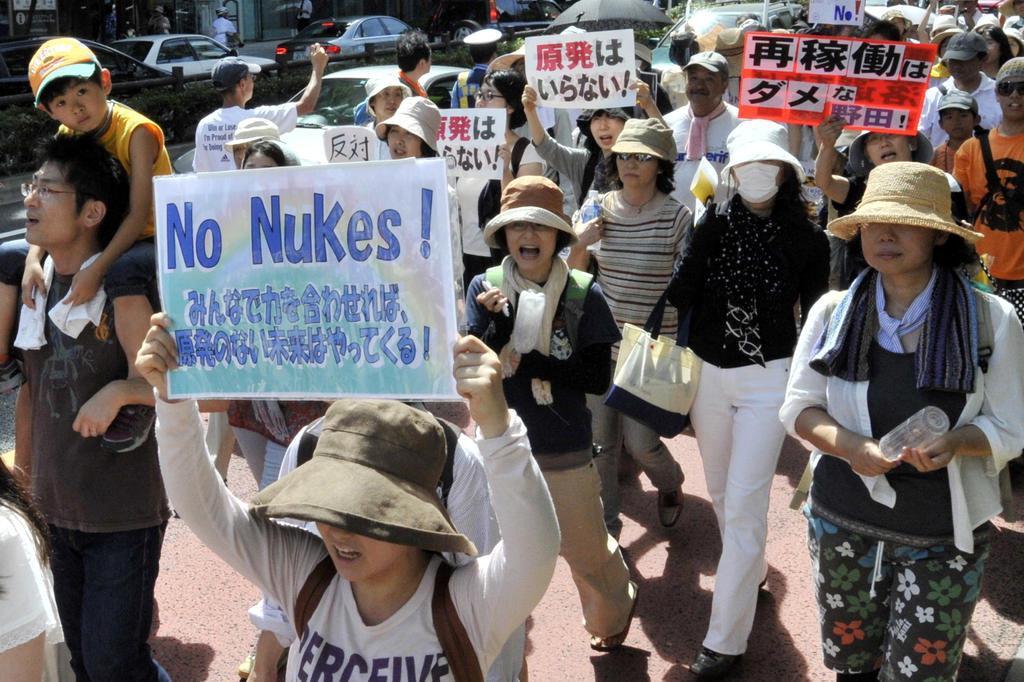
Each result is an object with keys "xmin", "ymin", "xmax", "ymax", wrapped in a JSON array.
[
  {"xmin": 427, "ymin": 0, "xmax": 563, "ymax": 42},
  {"xmin": 0, "ymin": 37, "xmax": 169, "ymax": 98}
]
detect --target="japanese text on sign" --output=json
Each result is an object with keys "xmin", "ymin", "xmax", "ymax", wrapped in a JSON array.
[
  {"xmin": 154, "ymin": 159, "xmax": 459, "ymax": 400},
  {"xmin": 322, "ymin": 126, "xmax": 378, "ymax": 163},
  {"xmin": 739, "ymin": 32, "xmax": 936, "ymax": 134},
  {"xmin": 525, "ymin": 29, "xmax": 637, "ymax": 109},
  {"xmin": 437, "ymin": 109, "xmax": 507, "ymax": 180}
]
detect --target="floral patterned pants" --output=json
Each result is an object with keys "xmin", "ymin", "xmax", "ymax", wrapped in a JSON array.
[{"xmin": 806, "ymin": 510, "xmax": 989, "ymax": 681}]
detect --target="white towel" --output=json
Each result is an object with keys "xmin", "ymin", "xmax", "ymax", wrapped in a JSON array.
[{"xmin": 14, "ymin": 254, "xmax": 107, "ymax": 350}]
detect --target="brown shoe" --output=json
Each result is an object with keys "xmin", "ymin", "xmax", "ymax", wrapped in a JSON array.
[
  {"xmin": 657, "ymin": 488, "xmax": 684, "ymax": 527},
  {"xmin": 589, "ymin": 581, "xmax": 638, "ymax": 651}
]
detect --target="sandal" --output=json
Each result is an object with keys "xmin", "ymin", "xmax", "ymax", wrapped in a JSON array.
[{"xmin": 589, "ymin": 580, "xmax": 639, "ymax": 651}]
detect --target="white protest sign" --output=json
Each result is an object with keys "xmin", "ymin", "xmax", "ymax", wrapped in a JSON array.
[
  {"xmin": 437, "ymin": 109, "xmax": 507, "ymax": 180},
  {"xmin": 322, "ymin": 126, "xmax": 378, "ymax": 163},
  {"xmin": 154, "ymin": 159, "xmax": 459, "ymax": 400},
  {"xmin": 525, "ymin": 29, "xmax": 638, "ymax": 109},
  {"xmin": 809, "ymin": 0, "xmax": 865, "ymax": 27}
]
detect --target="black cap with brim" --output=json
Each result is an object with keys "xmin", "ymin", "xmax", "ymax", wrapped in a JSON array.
[{"xmin": 576, "ymin": 108, "xmax": 629, "ymax": 142}]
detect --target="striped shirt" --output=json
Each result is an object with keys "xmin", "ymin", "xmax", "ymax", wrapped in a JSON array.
[{"xmin": 594, "ymin": 192, "xmax": 691, "ymax": 356}]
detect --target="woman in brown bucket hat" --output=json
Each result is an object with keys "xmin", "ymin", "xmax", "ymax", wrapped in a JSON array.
[
  {"xmin": 137, "ymin": 318, "xmax": 560, "ymax": 681},
  {"xmin": 782, "ymin": 162, "xmax": 1024, "ymax": 681},
  {"xmin": 465, "ymin": 175, "xmax": 638, "ymax": 652}
]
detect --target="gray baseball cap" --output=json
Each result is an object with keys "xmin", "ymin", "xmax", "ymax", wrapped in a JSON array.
[
  {"xmin": 212, "ymin": 57, "xmax": 260, "ymax": 91},
  {"xmin": 684, "ymin": 50, "xmax": 729, "ymax": 77},
  {"xmin": 938, "ymin": 90, "xmax": 979, "ymax": 114},
  {"xmin": 942, "ymin": 32, "xmax": 988, "ymax": 62}
]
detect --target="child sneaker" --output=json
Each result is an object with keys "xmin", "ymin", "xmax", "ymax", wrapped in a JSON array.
[
  {"xmin": 101, "ymin": 405, "xmax": 156, "ymax": 453},
  {"xmin": 0, "ymin": 358, "xmax": 25, "ymax": 394}
]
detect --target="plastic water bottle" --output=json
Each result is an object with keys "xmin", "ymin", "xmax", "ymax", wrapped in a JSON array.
[
  {"xmin": 579, "ymin": 190, "xmax": 602, "ymax": 253},
  {"xmin": 878, "ymin": 406, "xmax": 950, "ymax": 461}
]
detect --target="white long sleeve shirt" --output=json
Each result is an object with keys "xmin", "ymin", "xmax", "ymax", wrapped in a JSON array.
[
  {"xmin": 155, "ymin": 399, "xmax": 559, "ymax": 678},
  {"xmin": 779, "ymin": 289, "xmax": 1024, "ymax": 553}
]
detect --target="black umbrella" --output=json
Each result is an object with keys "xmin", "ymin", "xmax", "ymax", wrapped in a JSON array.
[{"xmin": 546, "ymin": 0, "xmax": 673, "ymax": 32}]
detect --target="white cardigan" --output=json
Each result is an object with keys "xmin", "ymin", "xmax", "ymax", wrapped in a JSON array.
[{"xmin": 780, "ymin": 289, "xmax": 1024, "ymax": 553}]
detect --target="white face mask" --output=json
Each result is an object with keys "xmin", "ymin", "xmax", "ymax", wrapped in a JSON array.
[{"xmin": 733, "ymin": 162, "xmax": 781, "ymax": 203}]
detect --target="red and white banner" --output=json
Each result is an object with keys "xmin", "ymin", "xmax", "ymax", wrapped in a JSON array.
[{"xmin": 739, "ymin": 32, "xmax": 937, "ymax": 135}]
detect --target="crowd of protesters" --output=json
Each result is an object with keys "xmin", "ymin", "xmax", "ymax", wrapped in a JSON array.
[{"xmin": 2, "ymin": 4, "xmax": 1024, "ymax": 680}]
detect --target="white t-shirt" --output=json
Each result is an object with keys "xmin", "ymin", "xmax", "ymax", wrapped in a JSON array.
[
  {"xmin": 0, "ymin": 507, "xmax": 63, "ymax": 681},
  {"xmin": 155, "ymin": 399, "xmax": 559, "ymax": 680},
  {"xmin": 918, "ymin": 75, "xmax": 1001, "ymax": 148},
  {"xmin": 212, "ymin": 16, "xmax": 236, "ymax": 45},
  {"xmin": 297, "ymin": 0, "xmax": 312, "ymax": 19},
  {"xmin": 664, "ymin": 102, "xmax": 740, "ymax": 214},
  {"xmin": 456, "ymin": 134, "xmax": 546, "ymax": 258},
  {"xmin": 248, "ymin": 416, "xmax": 521, "ymax": 682},
  {"xmin": 193, "ymin": 104, "xmax": 299, "ymax": 172}
]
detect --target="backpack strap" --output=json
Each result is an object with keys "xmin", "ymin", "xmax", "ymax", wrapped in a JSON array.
[
  {"xmin": 431, "ymin": 562, "xmax": 484, "ymax": 682},
  {"xmin": 296, "ymin": 428, "xmax": 319, "ymax": 467},
  {"xmin": 561, "ymin": 269, "xmax": 595, "ymax": 352},
  {"xmin": 510, "ymin": 137, "xmax": 530, "ymax": 178},
  {"xmin": 436, "ymin": 418, "xmax": 460, "ymax": 507},
  {"xmin": 294, "ymin": 556, "xmax": 336, "ymax": 642},
  {"xmin": 973, "ymin": 287, "xmax": 993, "ymax": 374},
  {"xmin": 974, "ymin": 126, "xmax": 1003, "ymax": 221}
]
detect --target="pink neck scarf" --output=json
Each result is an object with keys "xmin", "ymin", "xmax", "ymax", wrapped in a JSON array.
[{"xmin": 686, "ymin": 101, "xmax": 726, "ymax": 162}]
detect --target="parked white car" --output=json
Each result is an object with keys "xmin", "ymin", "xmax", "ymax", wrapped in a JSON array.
[
  {"xmin": 280, "ymin": 64, "xmax": 467, "ymax": 164},
  {"xmin": 111, "ymin": 34, "xmax": 275, "ymax": 77}
]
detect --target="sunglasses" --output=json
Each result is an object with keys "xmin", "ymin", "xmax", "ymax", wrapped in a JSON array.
[
  {"xmin": 997, "ymin": 80, "xmax": 1024, "ymax": 96},
  {"xmin": 615, "ymin": 153, "xmax": 656, "ymax": 163}
]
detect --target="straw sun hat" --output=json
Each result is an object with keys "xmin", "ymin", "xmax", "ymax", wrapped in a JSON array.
[
  {"xmin": 828, "ymin": 162, "xmax": 983, "ymax": 243},
  {"xmin": 252, "ymin": 400, "xmax": 477, "ymax": 556}
]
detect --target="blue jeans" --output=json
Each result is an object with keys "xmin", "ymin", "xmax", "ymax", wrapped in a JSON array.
[{"xmin": 49, "ymin": 523, "xmax": 172, "ymax": 682}]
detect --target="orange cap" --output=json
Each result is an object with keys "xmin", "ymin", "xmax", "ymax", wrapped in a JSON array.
[{"xmin": 29, "ymin": 38, "xmax": 101, "ymax": 106}]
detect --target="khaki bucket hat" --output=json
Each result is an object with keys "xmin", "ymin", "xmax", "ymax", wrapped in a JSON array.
[
  {"xmin": 610, "ymin": 118, "xmax": 677, "ymax": 162},
  {"xmin": 251, "ymin": 399, "xmax": 477, "ymax": 556},
  {"xmin": 828, "ymin": 162, "xmax": 983, "ymax": 243},
  {"xmin": 375, "ymin": 97, "xmax": 441, "ymax": 151},
  {"xmin": 483, "ymin": 176, "xmax": 576, "ymax": 249}
]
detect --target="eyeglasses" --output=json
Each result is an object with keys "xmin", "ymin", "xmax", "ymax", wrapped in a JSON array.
[
  {"xmin": 477, "ymin": 90, "xmax": 505, "ymax": 102},
  {"xmin": 21, "ymin": 182, "xmax": 75, "ymax": 200},
  {"xmin": 616, "ymin": 153, "xmax": 656, "ymax": 163},
  {"xmin": 997, "ymin": 80, "xmax": 1024, "ymax": 96}
]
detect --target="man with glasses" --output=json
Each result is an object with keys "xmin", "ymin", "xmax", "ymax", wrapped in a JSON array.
[
  {"xmin": 955, "ymin": 57, "xmax": 1024, "ymax": 308},
  {"xmin": 14, "ymin": 134, "xmax": 173, "ymax": 681},
  {"xmin": 193, "ymin": 50, "xmax": 328, "ymax": 171},
  {"xmin": 664, "ymin": 51, "xmax": 739, "ymax": 214},
  {"xmin": 919, "ymin": 32, "xmax": 1002, "ymax": 148}
]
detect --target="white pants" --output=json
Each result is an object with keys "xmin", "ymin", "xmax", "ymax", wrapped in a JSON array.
[{"xmin": 689, "ymin": 357, "xmax": 790, "ymax": 655}]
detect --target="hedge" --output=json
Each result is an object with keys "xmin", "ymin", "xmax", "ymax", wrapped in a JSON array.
[{"xmin": 0, "ymin": 43, "xmax": 480, "ymax": 175}]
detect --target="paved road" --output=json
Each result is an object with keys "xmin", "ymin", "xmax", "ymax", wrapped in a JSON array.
[{"xmin": 148, "ymin": 424, "xmax": 1024, "ymax": 681}]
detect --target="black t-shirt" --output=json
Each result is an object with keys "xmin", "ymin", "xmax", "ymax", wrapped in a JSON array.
[
  {"xmin": 811, "ymin": 343, "xmax": 966, "ymax": 539},
  {"xmin": 20, "ymin": 273, "xmax": 168, "ymax": 532},
  {"xmin": 465, "ymin": 273, "xmax": 620, "ymax": 457}
]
